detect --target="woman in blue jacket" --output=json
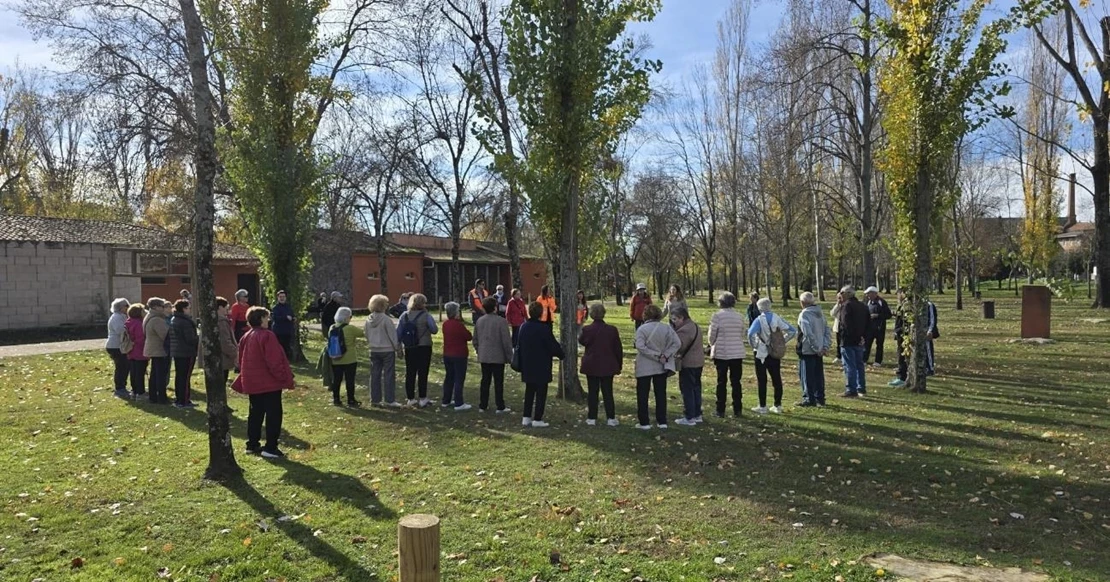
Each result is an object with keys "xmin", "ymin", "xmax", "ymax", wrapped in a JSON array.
[{"xmin": 516, "ymin": 301, "xmax": 565, "ymax": 428}]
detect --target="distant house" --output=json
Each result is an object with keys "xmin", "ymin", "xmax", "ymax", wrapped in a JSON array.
[
  {"xmin": 0, "ymin": 215, "xmax": 259, "ymax": 330},
  {"xmin": 1056, "ymin": 175, "xmax": 1094, "ymax": 252}
]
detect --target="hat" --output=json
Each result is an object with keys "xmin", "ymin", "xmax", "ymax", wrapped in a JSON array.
[
  {"xmin": 636, "ymin": 283, "xmax": 647, "ymax": 291},
  {"xmin": 864, "ymin": 286, "xmax": 879, "ymax": 294},
  {"xmin": 330, "ymin": 291, "xmax": 343, "ymax": 299},
  {"xmin": 235, "ymin": 289, "xmax": 248, "ymax": 298}
]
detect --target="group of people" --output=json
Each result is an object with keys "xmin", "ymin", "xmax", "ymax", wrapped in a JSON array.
[{"xmin": 106, "ymin": 289, "xmax": 295, "ymax": 459}]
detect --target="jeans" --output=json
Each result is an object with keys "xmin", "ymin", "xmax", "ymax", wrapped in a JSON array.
[
  {"xmin": 864, "ymin": 324, "xmax": 886, "ymax": 364},
  {"xmin": 713, "ymin": 358, "xmax": 743, "ymax": 416},
  {"xmin": 636, "ymin": 373, "xmax": 668, "ymax": 426},
  {"xmin": 404, "ymin": 345, "xmax": 433, "ymax": 399},
  {"xmin": 370, "ymin": 352, "xmax": 397, "ymax": 404},
  {"xmin": 107, "ymin": 348, "xmax": 129, "ymax": 391},
  {"xmin": 331, "ymin": 362, "xmax": 358, "ymax": 402},
  {"xmin": 586, "ymin": 375, "xmax": 615, "ymax": 420},
  {"xmin": 523, "ymin": 382, "xmax": 549, "ymax": 421},
  {"xmin": 479, "ymin": 363, "xmax": 507, "ymax": 411},
  {"xmin": 148, "ymin": 357, "xmax": 170, "ymax": 403},
  {"xmin": 442, "ymin": 356, "xmax": 468, "ymax": 406},
  {"xmin": 798, "ymin": 354, "xmax": 825, "ymax": 404},
  {"xmin": 129, "ymin": 359, "xmax": 148, "ymax": 395},
  {"xmin": 840, "ymin": 345, "xmax": 866, "ymax": 394},
  {"xmin": 246, "ymin": 390, "xmax": 283, "ymax": 452},
  {"xmin": 173, "ymin": 356, "xmax": 195, "ymax": 404},
  {"xmin": 678, "ymin": 366, "xmax": 703, "ymax": 420},
  {"xmin": 754, "ymin": 357, "xmax": 783, "ymax": 407}
]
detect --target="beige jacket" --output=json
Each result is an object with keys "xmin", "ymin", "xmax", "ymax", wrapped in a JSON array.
[{"xmin": 142, "ymin": 313, "xmax": 170, "ymax": 358}]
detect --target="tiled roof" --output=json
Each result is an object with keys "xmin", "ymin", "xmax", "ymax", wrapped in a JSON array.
[
  {"xmin": 0, "ymin": 214, "xmax": 256, "ymax": 261},
  {"xmin": 312, "ymin": 229, "xmax": 420, "ymax": 254}
]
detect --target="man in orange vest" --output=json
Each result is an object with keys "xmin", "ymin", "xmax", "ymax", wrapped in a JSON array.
[
  {"xmin": 537, "ymin": 284, "xmax": 557, "ymax": 327},
  {"xmin": 468, "ymin": 279, "xmax": 488, "ymax": 325}
]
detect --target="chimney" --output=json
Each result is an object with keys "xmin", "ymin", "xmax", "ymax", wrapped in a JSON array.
[{"xmin": 1066, "ymin": 173, "xmax": 1077, "ymax": 229}]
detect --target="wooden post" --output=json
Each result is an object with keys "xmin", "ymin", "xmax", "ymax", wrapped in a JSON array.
[{"xmin": 398, "ymin": 514, "xmax": 440, "ymax": 582}]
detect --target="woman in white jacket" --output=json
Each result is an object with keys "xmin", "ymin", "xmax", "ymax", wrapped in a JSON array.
[
  {"xmin": 748, "ymin": 298, "xmax": 797, "ymax": 414},
  {"xmin": 708, "ymin": 292, "xmax": 747, "ymax": 418},
  {"xmin": 364, "ymin": 294, "xmax": 403, "ymax": 407},
  {"xmin": 634, "ymin": 305, "xmax": 681, "ymax": 430}
]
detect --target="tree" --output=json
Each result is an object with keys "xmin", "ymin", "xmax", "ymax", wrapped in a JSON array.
[
  {"xmin": 504, "ymin": 0, "xmax": 659, "ymax": 400},
  {"xmin": 714, "ymin": 0, "xmax": 752, "ymax": 296},
  {"xmin": 179, "ymin": 0, "xmax": 241, "ymax": 481},
  {"xmin": 880, "ymin": 0, "xmax": 1009, "ymax": 393},
  {"xmin": 630, "ymin": 171, "xmax": 684, "ymax": 294}
]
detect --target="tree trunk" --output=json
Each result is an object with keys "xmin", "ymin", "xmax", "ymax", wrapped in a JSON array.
[
  {"xmin": 181, "ymin": 0, "xmax": 241, "ymax": 481},
  {"xmin": 953, "ymin": 206, "xmax": 963, "ymax": 310},
  {"xmin": 1091, "ymin": 110, "xmax": 1110, "ymax": 308},
  {"xmin": 908, "ymin": 164, "xmax": 933, "ymax": 394},
  {"xmin": 556, "ymin": 0, "xmax": 583, "ymax": 402},
  {"xmin": 378, "ymin": 235, "xmax": 389, "ymax": 298},
  {"xmin": 706, "ymin": 258, "xmax": 716, "ymax": 304},
  {"xmin": 506, "ymin": 183, "xmax": 523, "ymax": 292}
]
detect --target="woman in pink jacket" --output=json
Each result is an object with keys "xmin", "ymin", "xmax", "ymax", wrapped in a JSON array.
[
  {"xmin": 124, "ymin": 303, "xmax": 148, "ymax": 399},
  {"xmin": 233, "ymin": 307, "xmax": 294, "ymax": 459}
]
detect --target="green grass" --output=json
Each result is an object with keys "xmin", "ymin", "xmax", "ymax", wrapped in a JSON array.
[{"xmin": 2, "ymin": 288, "xmax": 1109, "ymax": 581}]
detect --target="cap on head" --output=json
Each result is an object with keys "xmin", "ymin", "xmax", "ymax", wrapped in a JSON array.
[
  {"xmin": 636, "ymin": 283, "xmax": 647, "ymax": 291},
  {"xmin": 864, "ymin": 286, "xmax": 879, "ymax": 295},
  {"xmin": 235, "ymin": 289, "xmax": 248, "ymax": 298},
  {"xmin": 331, "ymin": 291, "xmax": 343, "ymax": 299}
]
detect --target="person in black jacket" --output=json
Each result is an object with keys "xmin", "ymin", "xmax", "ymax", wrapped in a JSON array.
[
  {"xmin": 320, "ymin": 291, "xmax": 342, "ymax": 337},
  {"xmin": 516, "ymin": 301, "xmax": 566, "ymax": 428},
  {"xmin": 863, "ymin": 286, "xmax": 893, "ymax": 366},
  {"xmin": 169, "ymin": 299, "xmax": 199, "ymax": 408},
  {"xmin": 837, "ymin": 286, "xmax": 870, "ymax": 398},
  {"xmin": 889, "ymin": 289, "xmax": 909, "ymax": 388},
  {"xmin": 746, "ymin": 292, "xmax": 760, "ymax": 326}
]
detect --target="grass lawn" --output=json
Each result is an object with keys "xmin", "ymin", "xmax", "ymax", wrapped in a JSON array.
[{"xmin": 2, "ymin": 288, "xmax": 1109, "ymax": 581}]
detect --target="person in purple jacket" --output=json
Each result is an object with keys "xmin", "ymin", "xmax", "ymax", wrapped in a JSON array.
[{"xmin": 578, "ymin": 303, "xmax": 623, "ymax": 426}]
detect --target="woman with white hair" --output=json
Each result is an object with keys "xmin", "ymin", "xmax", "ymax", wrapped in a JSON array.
[
  {"xmin": 400, "ymin": 293, "xmax": 438, "ymax": 407},
  {"xmin": 747, "ymin": 297, "xmax": 797, "ymax": 414},
  {"xmin": 106, "ymin": 297, "xmax": 132, "ymax": 399},
  {"xmin": 708, "ymin": 291, "xmax": 747, "ymax": 417},
  {"xmin": 327, "ymin": 306, "xmax": 363, "ymax": 407},
  {"xmin": 440, "ymin": 301, "xmax": 473, "ymax": 410},
  {"xmin": 230, "ymin": 289, "xmax": 251, "ymax": 342},
  {"xmin": 633, "ymin": 304, "xmax": 681, "ymax": 429},
  {"xmin": 364, "ymin": 294, "xmax": 403, "ymax": 407}
]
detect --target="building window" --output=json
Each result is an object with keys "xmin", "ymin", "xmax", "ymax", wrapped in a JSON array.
[
  {"xmin": 367, "ymin": 272, "xmax": 379, "ymax": 280},
  {"xmin": 180, "ymin": 277, "xmax": 191, "ymax": 284},
  {"xmin": 405, "ymin": 272, "xmax": 415, "ymax": 280},
  {"xmin": 141, "ymin": 277, "xmax": 166, "ymax": 285}
]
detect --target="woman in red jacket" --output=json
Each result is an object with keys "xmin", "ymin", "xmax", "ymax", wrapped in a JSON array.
[
  {"xmin": 506, "ymin": 288, "xmax": 527, "ymax": 346},
  {"xmin": 441, "ymin": 302, "xmax": 473, "ymax": 411},
  {"xmin": 233, "ymin": 306, "xmax": 294, "ymax": 459},
  {"xmin": 229, "ymin": 289, "xmax": 251, "ymax": 342}
]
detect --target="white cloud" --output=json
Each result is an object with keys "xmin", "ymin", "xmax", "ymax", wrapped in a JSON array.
[{"xmin": 0, "ymin": 8, "xmax": 57, "ymax": 72}]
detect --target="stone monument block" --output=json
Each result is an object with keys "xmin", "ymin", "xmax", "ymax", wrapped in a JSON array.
[{"xmin": 1021, "ymin": 285, "xmax": 1051, "ymax": 339}]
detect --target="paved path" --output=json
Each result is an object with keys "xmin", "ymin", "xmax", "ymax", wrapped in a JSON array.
[{"xmin": 0, "ymin": 339, "xmax": 104, "ymax": 359}]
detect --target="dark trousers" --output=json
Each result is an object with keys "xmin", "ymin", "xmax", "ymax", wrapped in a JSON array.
[
  {"xmin": 798, "ymin": 354, "xmax": 826, "ymax": 404},
  {"xmin": 246, "ymin": 390, "xmax": 283, "ymax": 452},
  {"xmin": 835, "ymin": 330, "xmax": 842, "ymax": 359},
  {"xmin": 678, "ymin": 366, "xmax": 703, "ymax": 420},
  {"xmin": 713, "ymin": 358, "xmax": 743, "ymax": 416},
  {"xmin": 523, "ymin": 382, "xmax": 549, "ymax": 421},
  {"xmin": 586, "ymin": 375, "xmax": 615, "ymax": 420},
  {"xmin": 331, "ymin": 362, "xmax": 358, "ymax": 402},
  {"xmin": 511, "ymin": 326, "xmax": 520, "ymax": 347},
  {"xmin": 234, "ymin": 320, "xmax": 248, "ymax": 343},
  {"xmin": 129, "ymin": 359, "xmax": 148, "ymax": 395},
  {"xmin": 754, "ymin": 357, "xmax": 784, "ymax": 407},
  {"xmin": 636, "ymin": 373, "xmax": 668, "ymax": 426},
  {"xmin": 895, "ymin": 334, "xmax": 907, "ymax": 381},
  {"xmin": 442, "ymin": 356, "xmax": 468, "ymax": 406},
  {"xmin": 634, "ymin": 319, "xmax": 643, "ymax": 330},
  {"xmin": 479, "ymin": 363, "xmax": 506, "ymax": 411},
  {"xmin": 107, "ymin": 348, "xmax": 129, "ymax": 391},
  {"xmin": 276, "ymin": 333, "xmax": 293, "ymax": 360},
  {"xmin": 173, "ymin": 356, "xmax": 195, "ymax": 404},
  {"xmin": 404, "ymin": 346, "xmax": 433, "ymax": 400},
  {"xmin": 864, "ymin": 324, "xmax": 886, "ymax": 364},
  {"xmin": 148, "ymin": 357, "xmax": 170, "ymax": 403}
]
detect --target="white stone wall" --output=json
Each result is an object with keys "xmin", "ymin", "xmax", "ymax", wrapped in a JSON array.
[{"xmin": 0, "ymin": 242, "xmax": 141, "ymax": 330}]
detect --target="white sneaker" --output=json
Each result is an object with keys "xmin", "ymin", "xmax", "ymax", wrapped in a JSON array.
[
  {"xmin": 454, "ymin": 403, "xmax": 472, "ymax": 411},
  {"xmin": 585, "ymin": 419, "xmax": 596, "ymax": 426},
  {"xmin": 657, "ymin": 424, "xmax": 668, "ymax": 429},
  {"xmin": 674, "ymin": 418, "xmax": 697, "ymax": 426},
  {"xmin": 441, "ymin": 402, "xmax": 451, "ymax": 408},
  {"xmin": 751, "ymin": 406, "xmax": 769, "ymax": 415},
  {"xmin": 522, "ymin": 417, "xmax": 532, "ymax": 426},
  {"xmin": 496, "ymin": 408, "xmax": 512, "ymax": 414},
  {"xmin": 407, "ymin": 399, "xmax": 418, "ymax": 407},
  {"xmin": 635, "ymin": 424, "xmax": 652, "ymax": 430},
  {"xmin": 607, "ymin": 418, "xmax": 620, "ymax": 427},
  {"xmin": 530, "ymin": 420, "xmax": 550, "ymax": 428},
  {"xmin": 769, "ymin": 405, "xmax": 783, "ymax": 414},
  {"xmin": 692, "ymin": 416, "xmax": 704, "ymax": 424},
  {"xmin": 385, "ymin": 401, "xmax": 403, "ymax": 408},
  {"xmin": 478, "ymin": 408, "xmax": 487, "ymax": 413},
  {"xmin": 419, "ymin": 398, "xmax": 430, "ymax": 408}
]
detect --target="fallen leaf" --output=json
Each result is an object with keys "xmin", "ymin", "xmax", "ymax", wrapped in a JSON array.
[
  {"xmin": 71, "ymin": 557, "xmax": 85, "ymax": 569},
  {"xmin": 1010, "ymin": 512, "xmax": 1025, "ymax": 520},
  {"xmin": 876, "ymin": 568, "xmax": 886, "ymax": 577},
  {"xmin": 242, "ymin": 537, "xmax": 252, "ymax": 547},
  {"xmin": 157, "ymin": 567, "xmax": 172, "ymax": 578},
  {"xmin": 351, "ymin": 536, "xmax": 367, "ymax": 544},
  {"xmin": 714, "ymin": 557, "xmax": 727, "ymax": 565},
  {"xmin": 162, "ymin": 543, "xmax": 174, "ymax": 553}
]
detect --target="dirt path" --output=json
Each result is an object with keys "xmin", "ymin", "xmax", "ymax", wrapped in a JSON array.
[{"xmin": 0, "ymin": 339, "xmax": 104, "ymax": 359}]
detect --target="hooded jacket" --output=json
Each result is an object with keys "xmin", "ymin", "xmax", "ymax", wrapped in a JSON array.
[
  {"xmin": 169, "ymin": 313, "xmax": 199, "ymax": 358},
  {"xmin": 142, "ymin": 312, "xmax": 169, "ymax": 358},
  {"xmin": 747, "ymin": 311, "xmax": 797, "ymax": 362},
  {"xmin": 797, "ymin": 305, "xmax": 831, "ymax": 356},
  {"xmin": 364, "ymin": 312, "xmax": 400, "ymax": 353}
]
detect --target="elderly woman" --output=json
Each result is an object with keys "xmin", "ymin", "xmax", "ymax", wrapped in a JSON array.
[
  {"xmin": 106, "ymin": 297, "xmax": 131, "ymax": 399},
  {"xmin": 440, "ymin": 301, "xmax": 473, "ymax": 411},
  {"xmin": 401, "ymin": 293, "xmax": 438, "ymax": 407},
  {"xmin": 672, "ymin": 306, "xmax": 705, "ymax": 425},
  {"xmin": 578, "ymin": 302, "xmax": 623, "ymax": 426},
  {"xmin": 663, "ymin": 285, "xmax": 688, "ymax": 319},
  {"xmin": 328, "ymin": 306, "xmax": 363, "ymax": 407},
  {"xmin": 474, "ymin": 296, "xmax": 513, "ymax": 413},
  {"xmin": 234, "ymin": 306, "xmax": 295, "ymax": 459},
  {"xmin": 634, "ymin": 304, "xmax": 681, "ymax": 429},
  {"xmin": 517, "ymin": 301, "xmax": 566, "ymax": 427},
  {"xmin": 230, "ymin": 289, "xmax": 251, "ymax": 342},
  {"xmin": 708, "ymin": 291, "xmax": 747, "ymax": 418},
  {"xmin": 506, "ymin": 288, "xmax": 528, "ymax": 346},
  {"xmin": 797, "ymin": 292, "xmax": 831, "ymax": 407},
  {"xmin": 215, "ymin": 297, "xmax": 239, "ymax": 386},
  {"xmin": 748, "ymin": 297, "xmax": 797, "ymax": 414},
  {"xmin": 142, "ymin": 298, "xmax": 171, "ymax": 404},
  {"xmin": 169, "ymin": 299, "xmax": 199, "ymax": 408},
  {"xmin": 124, "ymin": 303, "xmax": 148, "ymax": 399},
  {"xmin": 364, "ymin": 294, "xmax": 403, "ymax": 408},
  {"xmin": 830, "ymin": 291, "xmax": 845, "ymax": 365}
]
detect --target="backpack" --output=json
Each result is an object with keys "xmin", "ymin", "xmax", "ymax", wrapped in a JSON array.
[
  {"xmin": 119, "ymin": 327, "xmax": 134, "ymax": 354},
  {"xmin": 397, "ymin": 312, "xmax": 420, "ymax": 348},
  {"xmin": 763, "ymin": 314, "xmax": 787, "ymax": 360},
  {"xmin": 327, "ymin": 324, "xmax": 348, "ymax": 359}
]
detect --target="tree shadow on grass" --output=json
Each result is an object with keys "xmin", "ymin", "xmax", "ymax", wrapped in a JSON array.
[{"xmin": 126, "ymin": 392, "xmax": 313, "ymax": 452}]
